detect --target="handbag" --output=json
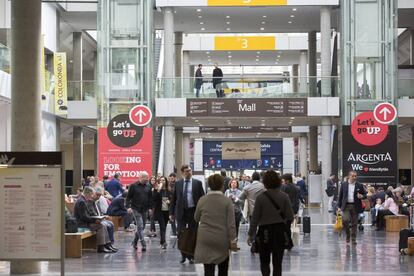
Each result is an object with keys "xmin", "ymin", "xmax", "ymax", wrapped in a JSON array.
[
  {"xmin": 177, "ymin": 227, "xmax": 197, "ymax": 256},
  {"xmin": 334, "ymin": 212, "xmax": 343, "ymax": 233},
  {"xmin": 263, "ymin": 192, "xmax": 294, "ymax": 250}
]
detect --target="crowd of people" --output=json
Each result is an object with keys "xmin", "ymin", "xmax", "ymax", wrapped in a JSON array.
[{"xmin": 65, "ymin": 168, "xmax": 413, "ymax": 276}]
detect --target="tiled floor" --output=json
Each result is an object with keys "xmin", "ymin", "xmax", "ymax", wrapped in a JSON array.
[{"xmin": 1, "ymin": 209, "xmax": 413, "ymax": 275}]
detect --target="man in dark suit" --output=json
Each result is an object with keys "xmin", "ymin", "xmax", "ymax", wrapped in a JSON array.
[
  {"xmin": 194, "ymin": 64, "xmax": 203, "ymax": 98},
  {"xmin": 170, "ymin": 164, "xmax": 205, "ymax": 264},
  {"xmin": 337, "ymin": 171, "xmax": 367, "ymax": 245}
]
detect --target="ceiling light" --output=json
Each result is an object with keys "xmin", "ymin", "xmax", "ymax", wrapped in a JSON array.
[
  {"xmin": 208, "ymin": 59, "xmax": 211, "ymax": 61},
  {"xmin": 226, "ymin": 15, "xmax": 231, "ymax": 18},
  {"xmin": 275, "ymin": 62, "xmax": 279, "ymax": 64},
  {"xmin": 206, "ymin": 51, "xmax": 210, "ymax": 54},
  {"xmin": 256, "ymin": 55, "xmax": 260, "ymax": 58},
  {"xmin": 226, "ymin": 22, "xmax": 231, "ymax": 25},
  {"xmin": 196, "ymin": 9, "xmax": 202, "ymax": 12},
  {"xmin": 260, "ymin": 27, "xmax": 265, "ymax": 31},
  {"xmin": 261, "ymin": 21, "xmax": 266, "ymax": 24},
  {"xmin": 200, "ymin": 22, "xmax": 204, "ymax": 25},
  {"xmin": 277, "ymin": 55, "xmax": 281, "ymax": 58},
  {"xmin": 228, "ymin": 51, "xmax": 231, "ymax": 54},
  {"xmin": 198, "ymin": 15, "xmax": 202, "ymax": 19},
  {"xmin": 226, "ymin": 28, "xmax": 231, "ymax": 31},
  {"xmin": 257, "ymin": 51, "xmax": 261, "ymax": 54},
  {"xmin": 262, "ymin": 15, "xmax": 267, "ymax": 18},
  {"xmin": 201, "ymin": 27, "xmax": 205, "ymax": 31},
  {"xmin": 228, "ymin": 55, "xmax": 232, "ymax": 58},
  {"xmin": 292, "ymin": 8, "xmax": 297, "ymax": 11},
  {"xmin": 256, "ymin": 59, "xmax": 259, "ymax": 61},
  {"xmin": 288, "ymin": 21, "xmax": 292, "ymax": 24},
  {"xmin": 228, "ymin": 62, "xmax": 232, "ymax": 65},
  {"xmin": 290, "ymin": 15, "xmax": 295, "ymax": 18}
]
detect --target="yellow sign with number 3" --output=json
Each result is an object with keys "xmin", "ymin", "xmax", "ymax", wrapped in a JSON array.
[{"xmin": 214, "ymin": 36, "xmax": 276, "ymax": 51}]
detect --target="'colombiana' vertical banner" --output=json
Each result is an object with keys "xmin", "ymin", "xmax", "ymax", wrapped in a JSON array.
[{"xmin": 53, "ymin": 52, "xmax": 68, "ymax": 116}]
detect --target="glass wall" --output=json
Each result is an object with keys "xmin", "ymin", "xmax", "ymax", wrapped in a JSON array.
[
  {"xmin": 97, "ymin": 0, "xmax": 153, "ymax": 127},
  {"xmin": 341, "ymin": 0, "xmax": 397, "ymax": 125}
]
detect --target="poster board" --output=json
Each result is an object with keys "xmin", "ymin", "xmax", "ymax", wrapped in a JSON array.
[
  {"xmin": 0, "ymin": 167, "xmax": 62, "ymax": 260},
  {"xmin": 308, "ymin": 174, "xmax": 322, "ymax": 204}
]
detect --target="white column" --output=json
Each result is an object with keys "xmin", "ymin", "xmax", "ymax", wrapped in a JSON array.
[
  {"xmin": 299, "ymin": 135, "xmax": 308, "ymax": 177},
  {"xmin": 183, "ymin": 133, "xmax": 191, "ymax": 165},
  {"xmin": 291, "ymin": 64, "xmax": 299, "ymax": 93},
  {"xmin": 163, "ymin": 118, "xmax": 175, "ymax": 176},
  {"xmin": 283, "ymin": 138, "xmax": 295, "ymax": 174},
  {"xmin": 182, "ymin": 50, "xmax": 191, "ymax": 94},
  {"xmin": 72, "ymin": 32, "xmax": 83, "ymax": 100},
  {"xmin": 299, "ymin": 50, "xmax": 308, "ymax": 94},
  {"xmin": 320, "ymin": 6, "xmax": 331, "ymax": 97},
  {"xmin": 308, "ymin": 31, "xmax": 317, "ymax": 97},
  {"xmin": 163, "ymin": 7, "xmax": 175, "ymax": 98},
  {"xmin": 10, "ymin": 1, "xmax": 42, "ymax": 273},
  {"xmin": 193, "ymin": 138, "xmax": 203, "ymax": 172},
  {"xmin": 321, "ymin": 117, "xmax": 332, "ymax": 208}
]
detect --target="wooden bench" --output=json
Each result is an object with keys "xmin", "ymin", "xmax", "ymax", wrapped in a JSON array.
[
  {"xmin": 107, "ymin": 216, "xmax": 123, "ymax": 231},
  {"xmin": 65, "ymin": 231, "xmax": 96, "ymax": 258},
  {"xmin": 385, "ymin": 215, "xmax": 409, "ymax": 232}
]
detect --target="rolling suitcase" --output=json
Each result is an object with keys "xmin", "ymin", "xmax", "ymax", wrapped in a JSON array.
[
  {"xmin": 303, "ymin": 216, "xmax": 311, "ymax": 234},
  {"xmin": 302, "ymin": 206, "xmax": 311, "ymax": 234}
]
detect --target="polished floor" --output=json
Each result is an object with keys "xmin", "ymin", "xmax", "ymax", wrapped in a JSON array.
[{"xmin": 1, "ymin": 209, "xmax": 413, "ymax": 275}]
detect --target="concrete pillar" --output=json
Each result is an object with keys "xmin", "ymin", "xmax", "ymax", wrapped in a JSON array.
[
  {"xmin": 321, "ymin": 117, "xmax": 332, "ymax": 208},
  {"xmin": 72, "ymin": 32, "xmax": 83, "ymax": 100},
  {"xmin": 182, "ymin": 51, "xmax": 191, "ymax": 94},
  {"xmin": 164, "ymin": 118, "xmax": 175, "ymax": 176},
  {"xmin": 183, "ymin": 133, "xmax": 191, "ymax": 165},
  {"xmin": 309, "ymin": 126, "xmax": 318, "ymax": 172},
  {"xmin": 163, "ymin": 7, "xmax": 175, "ymax": 98},
  {"xmin": 308, "ymin": 31, "xmax": 317, "ymax": 97},
  {"xmin": 291, "ymin": 64, "xmax": 299, "ymax": 93},
  {"xmin": 299, "ymin": 50, "xmax": 308, "ymax": 94},
  {"xmin": 175, "ymin": 129, "xmax": 183, "ymax": 178},
  {"xmin": 10, "ymin": 1, "xmax": 42, "ymax": 273},
  {"xmin": 299, "ymin": 135, "xmax": 308, "ymax": 178},
  {"xmin": 320, "ymin": 6, "xmax": 331, "ymax": 97},
  {"xmin": 73, "ymin": 126, "xmax": 83, "ymax": 193},
  {"xmin": 175, "ymin": 32, "xmax": 183, "ymax": 77},
  {"xmin": 410, "ymin": 29, "xmax": 414, "ymax": 65}
]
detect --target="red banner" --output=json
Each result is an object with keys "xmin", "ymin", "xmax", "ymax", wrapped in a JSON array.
[{"xmin": 98, "ymin": 127, "xmax": 152, "ymax": 185}]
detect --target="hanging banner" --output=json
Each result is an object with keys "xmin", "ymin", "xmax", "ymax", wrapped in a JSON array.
[
  {"xmin": 342, "ymin": 126, "xmax": 398, "ymax": 188},
  {"xmin": 214, "ymin": 36, "xmax": 276, "ymax": 51},
  {"xmin": 222, "ymin": 141, "xmax": 261, "ymax": 160},
  {"xmin": 208, "ymin": 0, "xmax": 287, "ymax": 7},
  {"xmin": 98, "ymin": 114, "xmax": 152, "ymax": 185},
  {"xmin": 53, "ymin": 52, "xmax": 68, "ymax": 116}
]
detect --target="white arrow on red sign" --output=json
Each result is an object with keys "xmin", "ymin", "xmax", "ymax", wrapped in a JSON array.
[
  {"xmin": 373, "ymin": 102, "xmax": 397, "ymax": 125},
  {"xmin": 129, "ymin": 105, "xmax": 152, "ymax": 127}
]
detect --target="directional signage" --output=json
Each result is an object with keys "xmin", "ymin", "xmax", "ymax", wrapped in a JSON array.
[
  {"xmin": 200, "ymin": 126, "xmax": 292, "ymax": 133},
  {"xmin": 214, "ymin": 36, "xmax": 276, "ymax": 51},
  {"xmin": 373, "ymin": 102, "xmax": 397, "ymax": 125},
  {"xmin": 129, "ymin": 105, "xmax": 152, "ymax": 127},
  {"xmin": 187, "ymin": 98, "xmax": 307, "ymax": 117},
  {"xmin": 208, "ymin": 0, "xmax": 287, "ymax": 7}
]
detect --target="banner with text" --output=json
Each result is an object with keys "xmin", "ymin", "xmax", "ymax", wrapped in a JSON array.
[
  {"xmin": 342, "ymin": 126, "xmax": 397, "ymax": 188},
  {"xmin": 98, "ymin": 114, "xmax": 152, "ymax": 185},
  {"xmin": 53, "ymin": 52, "xmax": 68, "ymax": 116}
]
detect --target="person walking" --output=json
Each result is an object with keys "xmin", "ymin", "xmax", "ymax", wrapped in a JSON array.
[
  {"xmin": 212, "ymin": 63, "xmax": 223, "ymax": 98},
  {"xmin": 337, "ymin": 170, "xmax": 367, "ymax": 244},
  {"xmin": 326, "ymin": 174, "xmax": 337, "ymax": 212},
  {"xmin": 248, "ymin": 170, "xmax": 294, "ymax": 276},
  {"xmin": 153, "ymin": 176, "xmax": 173, "ymax": 249},
  {"xmin": 170, "ymin": 165, "xmax": 205, "ymax": 264},
  {"xmin": 168, "ymin": 172, "xmax": 178, "ymax": 237},
  {"xmin": 127, "ymin": 172, "xmax": 153, "ymax": 251},
  {"xmin": 224, "ymin": 179, "xmax": 243, "ymax": 238},
  {"xmin": 194, "ymin": 64, "xmax": 203, "ymax": 98},
  {"xmin": 281, "ymin": 173, "xmax": 302, "ymax": 215},
  {"xmin": 239, "ymin": 172, "xmax": 265, "ymax": 221},
  {"xmin": 194, "ymin": 174, "xmax": 239, "ymax": 276}
]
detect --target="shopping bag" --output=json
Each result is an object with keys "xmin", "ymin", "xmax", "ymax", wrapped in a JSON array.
[
  {"xmin": 334, "ymin": 212, "xmax": 343, "ymax": 233},
  {"xmin": 177, "ymin": 228, "xmax": 197, "ymax": 256}
]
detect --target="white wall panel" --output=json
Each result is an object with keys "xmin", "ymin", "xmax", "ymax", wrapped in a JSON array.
[
  {"xmin": 67, "ymin": 100, "xmax": 97, "ymax": 119},
  {"xmin": 283, "ymin": 138, "xmax": 294, "ymax": 174},
  {"xmin": 398, "ymin": 99, "xmax": 414, "ymax": 117},
  {"xmin": 41, "ymin": 112, "xmax": 57, "ymax": 151},
  {"xmin": 41, "ymin": 3, "xmax": 57, "ymax": 52},
  {"xmin": 307, "ymin": 97, "xmax": 339, "ymax": 116},
  {"xmin": 155, "ymin": 98, "xmax": 187, "ymax": 117},
  {"xmin": 193, "ymin": 138, "xmax": 203, "ymax": 171}
]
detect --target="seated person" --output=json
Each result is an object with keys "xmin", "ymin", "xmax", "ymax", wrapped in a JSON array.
[
  {"xmin": 94, "ymin": 186, "xmax": 110, "ymax": 214},
  {"xmin": 371, "ymin": 198, "xmax": 384, "ymax": 226},
  {"xmin": 74, "ymin": 186, "xmax": 118, "ymax": 253},
  {"xmin": 376, "ymin": 190, "xmax": 399, "ymax": 231},
  {"xmin": 107, "ymin": 191, "xmax": 133, "ymax": 231}
]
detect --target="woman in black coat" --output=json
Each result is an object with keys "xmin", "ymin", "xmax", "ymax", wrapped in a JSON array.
[{"xmin": 153, "ymin": 176, "xmax": 173, "ymax": 249}]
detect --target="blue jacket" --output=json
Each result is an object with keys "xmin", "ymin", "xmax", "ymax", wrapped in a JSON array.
[
  {"xmin": 296, "ymin": 179, "xmax": 308, "ymax": 198},
  {"xmin": 105, "ymin": 178, "xmax": 124, "ymax": 198},
  {"xmin": 107, "ymin": 195, "xmax": 127, "ymax": 216}
]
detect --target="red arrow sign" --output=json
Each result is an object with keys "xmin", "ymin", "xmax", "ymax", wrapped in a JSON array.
[
  {"xmin": 373, "ymin": 102, "xmax": 397, "ymax": 125},
  {"xmin": 129, "ymin": 105, "xmax": 152, "ymax": 127}
]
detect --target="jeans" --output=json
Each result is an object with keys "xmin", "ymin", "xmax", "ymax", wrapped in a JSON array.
[
  {"xmin": 376, "ymin": 209, "xmax": 394, "ymax": 230},
  {"xmin": 158, "ymin": 211, "xmax": 170, "ymax": 245},
  {"xmin": 196, "ymin": 88, "xmax": 200, "ymax": 98},
  {"xmin": 101, "ymin": 220, "xmax": 115, "ymax": 244},
  {"xmin": 370, "ymin": 208, "xmax": 377, "ymax": 225},
  {"xmin": 132, "ymin": 209, "xmax": 147, "ymax": 247},
  {"xmin": 170, "ymin": 218, "xmax": 177, "ymax": 235},
  {"xmin": 150, "ymin": 212, "xmax": 156, "ymax": 232},
  {"xmin": 204, "ymin": 257, "xmax": 229, "ymax": 276}
]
